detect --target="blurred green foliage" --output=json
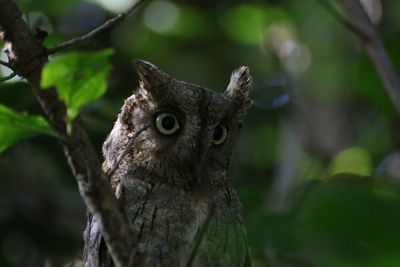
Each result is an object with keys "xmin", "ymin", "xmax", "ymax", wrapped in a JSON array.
[{"xmin": 1, "ymin": 0, "xmax": 400, "ymax": 266}]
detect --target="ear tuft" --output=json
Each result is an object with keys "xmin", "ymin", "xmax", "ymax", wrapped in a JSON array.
[
  {"xmin": 225, "ymin": 66, "xmax": 253, "ymax": 110},
  {"xmin": 134, "ymin": 59, "xmax": 169, "ymax": 90}
]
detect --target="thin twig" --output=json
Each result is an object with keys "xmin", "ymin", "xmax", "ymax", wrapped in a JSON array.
[
  {"xmin": 185, "ymin": 202, "xmax": 216, "ymax": 267},
  {"xmin": 0, "ymin": 72, "xmax": 16, "ymax": 82},
  {"xmin": 46, "ymin": 0, "xmax": 147, "ymax": 55},
  {"xmin": 320, "ymin": 0, "xmax": 400, "ymax": 115},
  {"xmin": 316, "ymin": 0, "xmax": 368, "ymax": 39},
  {"xmin": 107, "ymin": 124, "xmax": 150, "ymax": 178}
]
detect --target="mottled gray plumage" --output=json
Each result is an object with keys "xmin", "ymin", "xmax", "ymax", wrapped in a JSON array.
[{"xmin": 83, "ymin": 60, "xmax": 252, "ymax": 267}]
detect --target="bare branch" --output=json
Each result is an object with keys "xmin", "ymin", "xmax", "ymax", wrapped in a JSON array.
[
  {"xmin": 0, "ymin": 1, "xmax": 137, "ymax": 266},
  {"xmin": 46, "ymin": 0, "xmax": 147, "ymax": 55},
  {"xmin": 339, "ymin": 0, "xmax": 378, "ymax": 39},
  {"xmin": 322, "ymin": 0, "xmax": 400, "ymax": 114},
  {"xmin": 0, "ymin": 72, "xmax": 16, "ymax": 82}
]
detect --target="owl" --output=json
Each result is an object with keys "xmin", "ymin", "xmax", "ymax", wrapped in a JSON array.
[{"xmin": 83, "ymin": 60, "xmax": 252, "ymax": 267}]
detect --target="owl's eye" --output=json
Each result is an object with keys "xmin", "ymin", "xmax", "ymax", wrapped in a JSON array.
[
  {"xmin": 155, "ymin": 113, "xmax": 180, "ymax": 135},
  {"xmin": 212, "ymin": 124, "xmax": 228, "ymax": 145}
]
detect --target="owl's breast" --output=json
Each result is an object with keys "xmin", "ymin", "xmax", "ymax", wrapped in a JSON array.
[
  {"xmin": 120, "ymin": 176, "xmax": 200, "ymax": 264},
  {"xmin": 119, "ymin": 174, "xmax": 249, "ymax": 267}
]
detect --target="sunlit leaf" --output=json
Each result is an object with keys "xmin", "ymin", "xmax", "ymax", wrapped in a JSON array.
[
  {"xmin": 41, "ymin": 49, "xmax": 113, "ymax": 120},
  {"xmin": 328, "ymin": 146, "xmax": 372, "ymax": 176},
  {"xmin": 0, "ymin": 104, "xmax": 58, "ymax": 153}
]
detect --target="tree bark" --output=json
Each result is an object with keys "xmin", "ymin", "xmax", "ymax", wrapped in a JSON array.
[{"xmin": 0, "ymin": 1, "xmax": 134, "ymax": 266}]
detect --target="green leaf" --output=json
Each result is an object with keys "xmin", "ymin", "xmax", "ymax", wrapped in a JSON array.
[
  {"xmin": 328, "ymin": 146, "xmax": 372, "ymax": 177},
  {"xmin": 41, "ymin": 49, "xmax": 114, "ymax": 120},
  {"xmin": 0, "ymin": 104, "xmax": 58, "ymax": 153}
]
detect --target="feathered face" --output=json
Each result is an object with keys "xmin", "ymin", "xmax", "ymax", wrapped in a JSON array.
[{"xmin": 103, "ymin": 60, "xmax": 252, "ymax": 186}]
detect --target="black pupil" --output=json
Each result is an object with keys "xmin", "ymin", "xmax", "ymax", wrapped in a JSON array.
[
  {"xmin": 213, "ymin": 125, "xmax": 224, "ymax": 141},
  {"xmin": 162, "ymin": 116, "xmax": 176, "ymax": 130}
]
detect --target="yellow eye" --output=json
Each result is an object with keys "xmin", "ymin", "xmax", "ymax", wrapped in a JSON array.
[
  {"xmin": 155, "ymin": 113, "xmax": 180, "ymax": 135},
  {"xmin": 212, "ymin": 124, "xmax": 228, "ymax": 145}
]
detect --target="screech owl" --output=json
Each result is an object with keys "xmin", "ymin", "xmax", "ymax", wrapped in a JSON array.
[{"xmin": 83, "ymin": 60, "xmax": 252, "ymax": 267}]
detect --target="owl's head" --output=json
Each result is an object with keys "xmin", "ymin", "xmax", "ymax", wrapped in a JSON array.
[{"xmin": 103, "ymin": 60, "xmax": 252, "ymax": 186}]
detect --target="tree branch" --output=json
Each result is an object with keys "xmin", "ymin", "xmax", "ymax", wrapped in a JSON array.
[
  {"xmin": 0, "ymin": 1, "xmax": 136, "ymax": 266},
  {"xmin": 46, "ymin": 0, "xmax": 147, "ymax": 55},
  {"xmin": 322, "ymin": 0, "xmax": 400, "ymax": 114},
  {"xmin": 316, "ymin": 0, "xmax": 368, "ymax": 39}
]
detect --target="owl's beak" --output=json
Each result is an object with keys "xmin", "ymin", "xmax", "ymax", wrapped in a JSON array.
[{"xmin": 191, "ymin": 140, "xmax": 210, "ymax": 172}]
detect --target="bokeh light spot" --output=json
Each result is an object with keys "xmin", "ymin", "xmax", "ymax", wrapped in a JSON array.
[
  {"xmin": 142, "ymin": 0, "xmax": 179, "ymax": 33},
  {"xmin": 94, "ymin": 0, "xmax": 137, "ymax": 13}
]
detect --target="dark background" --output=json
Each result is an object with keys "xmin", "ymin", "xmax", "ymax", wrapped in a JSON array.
[{"xmin": 1, "ymin": 0, "xmax": 400, "ymax": 266}]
